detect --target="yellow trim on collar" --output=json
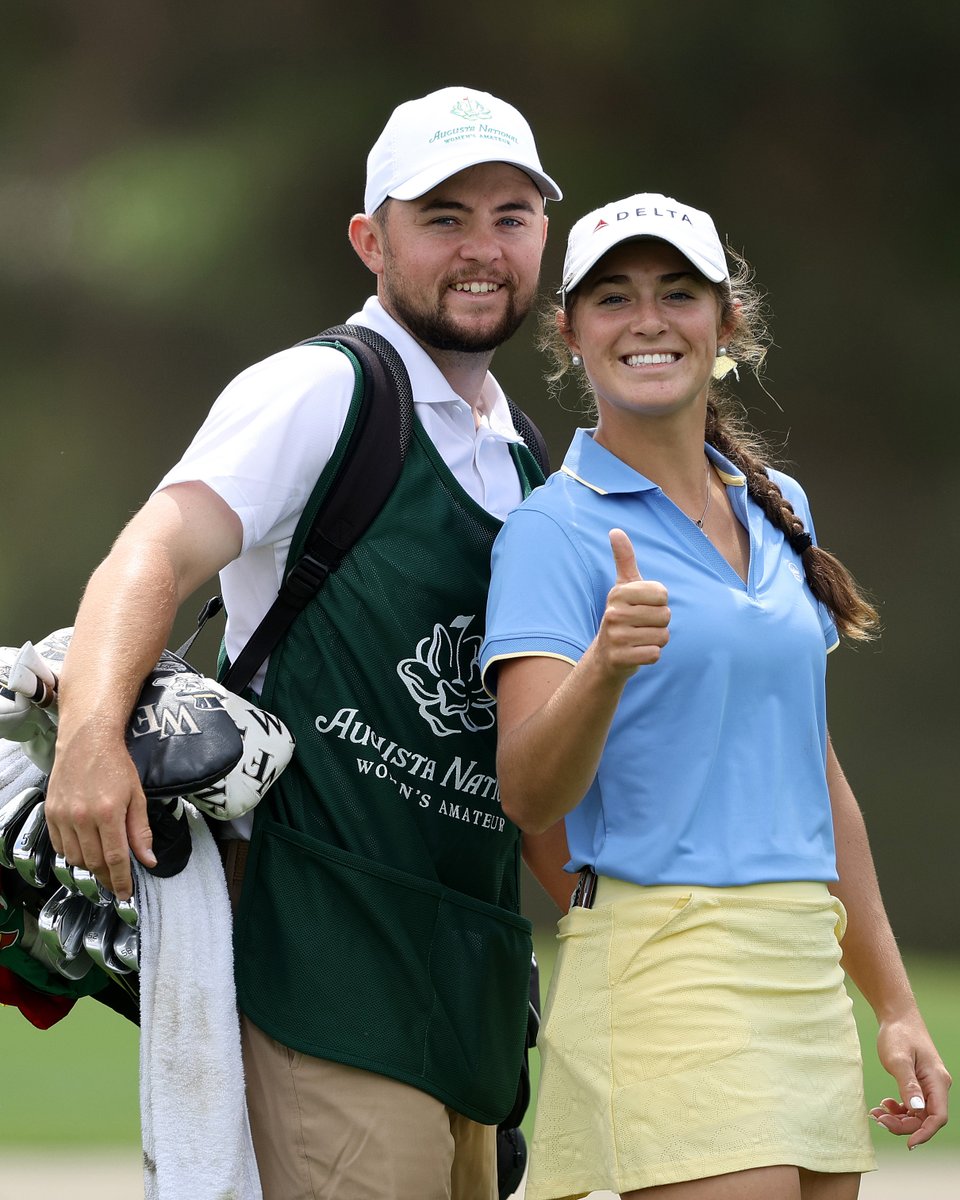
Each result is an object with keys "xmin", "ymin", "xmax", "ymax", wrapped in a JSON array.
[
  {"xmin": 560, "ymin": 464, "xmax": 608, "ymax": 495},
  {"xmin": 564, "ymin": 461, "xmax": 743, "ymax": 491},
  {"xmin": 714, "ymin": 465, "xmax": 745, "ymax": 486}
]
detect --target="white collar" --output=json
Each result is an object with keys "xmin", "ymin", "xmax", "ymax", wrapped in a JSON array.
[{"xmin": 349, "ymin": 297, "xmax": 520, "ymax": 439}]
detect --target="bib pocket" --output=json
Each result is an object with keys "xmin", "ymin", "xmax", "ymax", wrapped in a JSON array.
[{"xmin": 235, "ymin": 818, "xmax": 532, "ymax": 1124}]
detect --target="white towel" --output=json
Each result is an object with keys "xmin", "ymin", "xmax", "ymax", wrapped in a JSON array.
[
  {"xmin": 136, "ymin": 803, "xmax": 262, "ymax": 1200},
  {"xmin": 0, "ymin": 738, "xmax": 45, "ymax": 804}
]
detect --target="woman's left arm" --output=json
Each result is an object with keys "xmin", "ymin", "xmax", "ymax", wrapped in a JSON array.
[{"xmin": 826, "ymin": 734, "xmax": 951, "ymax": 1146}]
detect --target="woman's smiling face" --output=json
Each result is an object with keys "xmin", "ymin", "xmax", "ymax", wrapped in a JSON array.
[{"xmin": 563, "ymin": 239, "xmax": 729, "ymax": 429}]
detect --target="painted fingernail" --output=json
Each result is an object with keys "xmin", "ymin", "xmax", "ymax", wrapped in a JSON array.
[{"xmin": 909, "ymin": 1097, "xmax": 925, "ymax": 1110}]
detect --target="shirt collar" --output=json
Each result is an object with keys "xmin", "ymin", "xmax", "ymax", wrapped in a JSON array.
[
  {"xmin": 560, "ymin": 428, "xmax": 746, "ymax": 495},
  {"xmin": 349, "ymin": 297, "xmax": 519, "ymax": 439}
]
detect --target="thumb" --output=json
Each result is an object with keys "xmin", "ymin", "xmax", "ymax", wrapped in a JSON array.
[{"xmin": 609, "ymin": 528, "xmax": 642, "ymax": 583}]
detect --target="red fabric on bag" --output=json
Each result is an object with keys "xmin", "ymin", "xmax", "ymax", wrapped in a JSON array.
[{"xmin": 0, "ymin": 964, "xmax": 76, "ymax": 1029}]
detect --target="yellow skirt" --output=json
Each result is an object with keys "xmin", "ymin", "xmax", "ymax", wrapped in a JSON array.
[{"xmin": 527, "ymin": 879, "xmax": 876, "ymax": 1200}]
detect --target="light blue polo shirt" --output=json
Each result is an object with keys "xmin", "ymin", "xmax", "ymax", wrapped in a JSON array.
[{"xmin": 481, "ymin": 428, "xmax": 840, "ymax": 887}]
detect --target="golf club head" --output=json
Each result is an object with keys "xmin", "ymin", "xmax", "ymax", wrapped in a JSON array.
[
  {"xmin": 112, "ymin": 920, "xmax": 140, "ymax": 972},
  {"xmin": 12, "ymin": 799, "xmax": 52, "ymax": 888},
  {"xmin": 52, "ymin": 853, "xmax": 80, "ymax": 893},
  {"xmin": 113, "ymin": 892, "xmax": 139, "ymax": 928},
  {"xmin": 36, "ymin": 886, "xmax": 80, "ymax": 957},
  {"xmin": 83, "ymin": 904, "xmax": 132, "ymax": 975},
  {"xmin": 55, "ymin": 890, "xmax": 99, "ymax": 961},
  {"xmin": 0, "ymin": 785, "xmax": 43, "ymax": 868},
  {"xmin": 71, "ymin": 866, "xmax": 113, "ymax": 907},
  {"xmin": 45, "ymin": 940, "xmax": 96, "ymax": 981}
]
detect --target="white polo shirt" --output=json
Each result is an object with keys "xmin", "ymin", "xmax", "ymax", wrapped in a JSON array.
[
  {"xmin": 156, "ymin": 297, "xmax": 526, "ymax": 689},
  {"xmin": 481, "ymin": 428, "xmax": 840, "ymax": 887}
]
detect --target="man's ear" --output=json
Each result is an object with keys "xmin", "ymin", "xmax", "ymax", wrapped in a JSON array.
[{"xmin": 348, "ymin": 213, "xmax": 385, "ymax": 276}]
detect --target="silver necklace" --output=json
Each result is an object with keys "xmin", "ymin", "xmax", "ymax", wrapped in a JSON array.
[{"xmin": 695, "ymin": 459, "xmax": 712, "ymax": 529}]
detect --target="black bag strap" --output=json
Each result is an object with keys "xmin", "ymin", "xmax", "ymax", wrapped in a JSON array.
[
  {"xmin": 208, "ymin": 324, "xmax": 549, "ymax": 694},
  {"xmin": 219, "ymin": 325, "xmax": 413, "ymax": 693}
]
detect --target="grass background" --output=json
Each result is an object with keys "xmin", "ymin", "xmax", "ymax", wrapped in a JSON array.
[{"xmin": 1, "ymin": 944, "xmax": 957, "ymax": 1153}]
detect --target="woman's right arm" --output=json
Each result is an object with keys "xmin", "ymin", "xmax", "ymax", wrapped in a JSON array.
[
  {"xmin": 522, "ymin": 820, "xmax": 575, "ymax": 912},
  {"xmin": 496, "ymin": 529, "xmax": 670, "ymax": 833}
]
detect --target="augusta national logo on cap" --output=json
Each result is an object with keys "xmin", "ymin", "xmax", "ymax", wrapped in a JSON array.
[
  {"xmin": 428, "ymin": 95, "xmax": 520, "ymax": 148},
  {"xmin": 450, "ymin": 96, "xmax": 491, "ymax": 122}
]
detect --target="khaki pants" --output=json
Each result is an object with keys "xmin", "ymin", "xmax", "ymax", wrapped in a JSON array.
[{"xmin": 222, "ymin": 840, "xmax": 497, "ymax": 1200}]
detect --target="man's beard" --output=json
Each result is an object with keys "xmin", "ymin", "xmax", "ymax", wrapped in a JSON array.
[{"xmin": 382, "ymin": 270, "xmax": 536, "ymax": 354}]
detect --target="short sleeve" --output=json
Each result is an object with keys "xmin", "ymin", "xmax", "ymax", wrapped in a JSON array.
[
  {"xmin": 154, "ymin": 345, "xmax": 357, "ymax": 553},
  {"xmin": 481, "ymin": 505, "xmax": 600, "ymax": 695}
]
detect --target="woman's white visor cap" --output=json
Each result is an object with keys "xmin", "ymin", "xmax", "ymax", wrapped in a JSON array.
[{"xmin": 560, "ymin": 193, "xmax": 729, "ymax": 302}]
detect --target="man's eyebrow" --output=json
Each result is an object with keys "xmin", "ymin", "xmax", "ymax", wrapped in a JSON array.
[
  {"xmin": 419, "ymin": 198, "xmax": 470, "ymax": 213},
  {"xmin": 494, "ymin": 199, "xmax": 538, "ymax": 215},
  {"xmin": 417, "ymin": 198, "xmax": 538, "ymax": 215}
]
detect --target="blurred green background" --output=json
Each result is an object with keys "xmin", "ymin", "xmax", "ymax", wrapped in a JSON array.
[
  {"xmin": 1, "ymin": 0, "xmax": 957, "ymax": 1161},
  {"xmin": 3, "ymin": 0, "xmax": 956, "ymax": 948}
]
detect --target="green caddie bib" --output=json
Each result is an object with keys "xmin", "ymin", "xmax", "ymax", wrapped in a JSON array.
[{"xmin": 234, "ymin": 352, "xmax": 543, "ymax": 1123}]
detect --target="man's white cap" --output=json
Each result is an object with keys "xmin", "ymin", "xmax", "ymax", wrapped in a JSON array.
[
  {"xmin": 364, "ymin": 86, "xmax": 562, "ymax": 216},
  {"xmin": 560, "ymin": 192, "xmax": 728, "ymax": 301}
]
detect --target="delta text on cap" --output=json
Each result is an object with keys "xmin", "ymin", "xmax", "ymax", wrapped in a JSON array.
[
  {"xmin": 560, "ymin": 193, "xmax": 728, "ymax": 301},
  {"xmin": 364, "ymin": 86, "xmax": 562, "ymax": 216}
]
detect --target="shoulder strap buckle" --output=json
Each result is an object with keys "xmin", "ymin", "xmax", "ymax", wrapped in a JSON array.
[{"xmin": 284, "ymin": 554, "xmax": 331, "ymax": 600}]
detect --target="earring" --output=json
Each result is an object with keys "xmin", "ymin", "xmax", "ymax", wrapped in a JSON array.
[
  {"xmin": 712, "ymin": 347, "xmax": 739, "ymax": 381},
  {"xmin": 571, "ymin": 354, "xmax": 582, "ymax": 367}
]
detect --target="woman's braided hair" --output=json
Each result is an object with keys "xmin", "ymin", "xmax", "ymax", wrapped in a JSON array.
[{"xmin": 541, "ymin": 246, "xmax": 880, "ymax": 641}]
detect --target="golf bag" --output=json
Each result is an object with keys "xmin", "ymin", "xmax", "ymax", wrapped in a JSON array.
[{"xmin": 0, "ymin": 629, "xmax": 296, "ymax": 1023}]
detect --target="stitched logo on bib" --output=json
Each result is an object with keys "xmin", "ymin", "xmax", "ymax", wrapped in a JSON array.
[{"xmin": 397, "ymin": 614, "xmax": 496, "ymax": 738}]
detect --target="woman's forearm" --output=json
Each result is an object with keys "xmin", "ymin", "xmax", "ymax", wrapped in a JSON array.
[
  {"xmin": 495, "ymin": 529, "xmax": 670, "ymax": 832},
  {"xmin": 826, "ymin": 739, "xmax": 916, "ymax": 1018},
  {"xmin": 496, "ymin": 646, "xmax": 627, "ymax": 832}
]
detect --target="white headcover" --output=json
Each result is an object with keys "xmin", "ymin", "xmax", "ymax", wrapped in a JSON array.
[{"xmin": 0, "ymin": 629, "xmax": 294, "ymax": 821}]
